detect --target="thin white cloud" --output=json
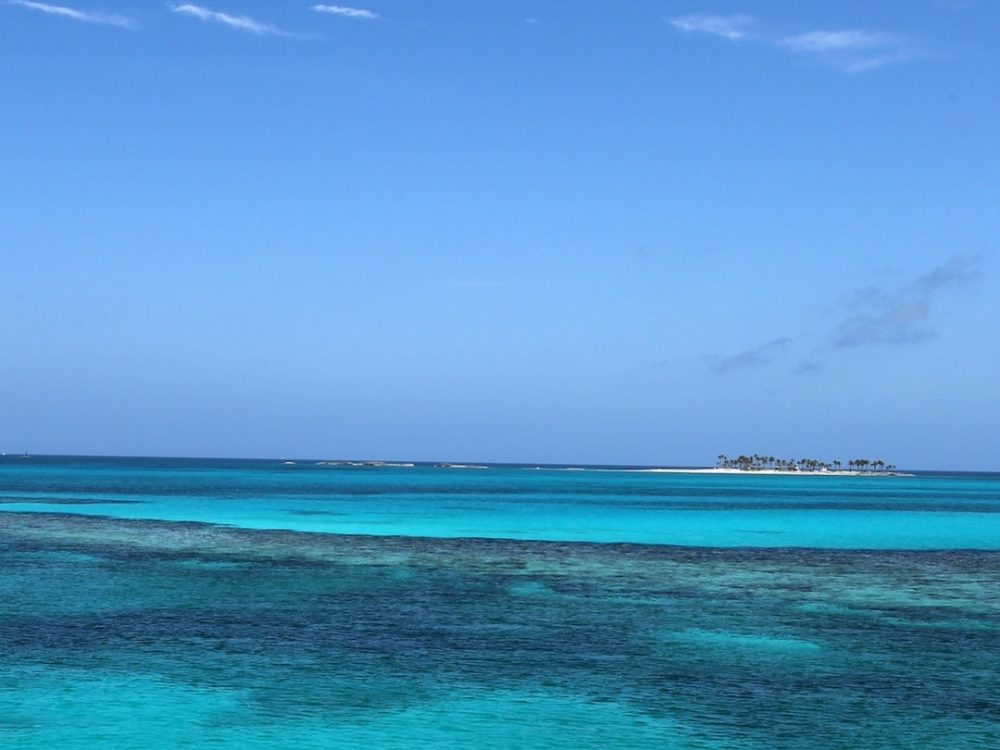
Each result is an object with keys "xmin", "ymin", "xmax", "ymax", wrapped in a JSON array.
[
  {"xmin": 780, "ymin": 29, "xmax": 909, "ymax": 72},
  {"xmin": 172, "ymin": 4, "xmax": 289, "ymax": 36},
  {"xmin": 8, "ymin": 0, "xmax": 132, "ymax": 27},
  {"xmin": 312, "ymin": 5, "xmax": 377, "ymax": 20},
  {"xmin": 780, "ymin": 30, "xmax": 892, "ymax": 53},
  {"xmin": 841, "ymin": 55, "xmax": 907, "ymax": 74},
  {"xmin": 670, "ymin": 14, "xmax": 753, "ymax": 40},
  {"xmin": 669, "ymin": 13, "xmax": 914, "ymax": 73}
]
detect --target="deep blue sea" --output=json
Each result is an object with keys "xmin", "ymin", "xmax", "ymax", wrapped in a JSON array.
[{"xmin": 2, "ymin": 456, "xmax": 999, "ymax": 749}]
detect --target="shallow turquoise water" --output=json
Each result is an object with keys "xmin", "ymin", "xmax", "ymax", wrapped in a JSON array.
[
  {"xmin": 2, "ymin": 457, "xmax": 1000, "ymax": 548},
  {"xmin": 2, "ymin": 457, "xmax": 999, "ymax": 748}
]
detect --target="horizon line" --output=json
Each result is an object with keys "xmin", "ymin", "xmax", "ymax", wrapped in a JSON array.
[{"xmin": 3, "ymin": 452, "xmax": 992, "ymax": 474}]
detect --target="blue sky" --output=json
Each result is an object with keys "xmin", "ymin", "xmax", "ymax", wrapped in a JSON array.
[{"xmin": 1, "ymin": 1, "xmax": 998, "ymax": 469}]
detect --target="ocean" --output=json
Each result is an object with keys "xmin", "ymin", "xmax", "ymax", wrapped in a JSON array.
[{"xmin": 2, "ymin": 456, "xmax": 999, "ymax": 749}]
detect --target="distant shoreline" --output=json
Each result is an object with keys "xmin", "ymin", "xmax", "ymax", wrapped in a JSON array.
[
  {"xmin": 638, "ymin": 467, "xmax": 914, "ymax": 477},
  {"xmin": 311, "ymin": 462, "xmax": 913, "ymax": 476}
]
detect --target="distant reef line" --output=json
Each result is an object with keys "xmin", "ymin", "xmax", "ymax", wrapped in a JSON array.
[{"xmin": 290, "ymin": 457, "xmax": 910, "ymax": 475}]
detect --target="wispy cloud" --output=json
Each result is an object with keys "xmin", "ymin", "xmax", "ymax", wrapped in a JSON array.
[
  {"xmin": 781, "ymin": 30, "xmax": 891, "ymax": 53},
  {"xmin": 707, "ymin": 255, "xmax": 983, "ymax": 375},
  {"xmin": 8, "ymin": 0, "xmax": 132, "ymax": 27},
  {"xmin": 832, "ymin": 297, "xmax": 935, "ymax": 347},
  {"xmin": 779, "ymin": 29, "xmax": 909, "ymax": 72},
  {"xmin": 670, "ymin": 13, "xmax": 753, "ymax": 40},
  {"xmin": 831, "ymin": 255, "xmax": 982, "ymax": 348},
  {"xmin": 669, "ymin": 13, "xmax": 914, "ymax": 72},
  {"xmin": 713, "ymin": 337, "xmax": 792, "ymax": 374},
  {"xmin": 172, "ymin": 4, "xmax": 290, "ymax": 36},
  {"xmin": 312, "ymin": 5, "xmax": 377, "ymax": 20},
  {"xmin": 914, "ymin": 253, "xmax": 982, "ymax": 295}
]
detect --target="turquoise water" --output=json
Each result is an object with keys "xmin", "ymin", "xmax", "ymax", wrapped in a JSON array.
[
  {"xmin": 2, "ymin": 457, "xmax": 1000, "ymax": 748},
  {"xmin": 3, "ymin": 457, "xmax": 1000, "ymax": 548}
]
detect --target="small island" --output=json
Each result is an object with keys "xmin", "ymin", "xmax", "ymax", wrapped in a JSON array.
[{"xmin": 714, "ymin": 454, "xmax": 902, "ymax": 475}]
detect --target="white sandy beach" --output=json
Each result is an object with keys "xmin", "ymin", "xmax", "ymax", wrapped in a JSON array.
[{"xmin": 639, "ymin": 467, "xmax": 911, "ymax": 476}]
